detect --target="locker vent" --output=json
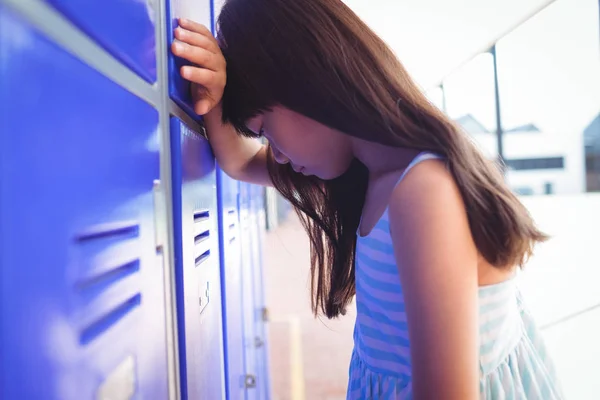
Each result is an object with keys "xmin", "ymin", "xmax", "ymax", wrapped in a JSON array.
[
  {"xmin": 74, "ymin": 220, "xmax": 142, "ymax": 345},
  {"xmin": 75, "ymin": 220, "xmax": 140, "ymax": 242},
  {"xmin": 227, "ymin": 208, "xmax": 237, "ymax": 243},
  {"xmin": 77, "ymin": 259, "xmax": 140, "ymax": 302},
  {"xmin": 193, "ymin": 209, "xmax": 211, "ymax": 266},
  {"xmin": 79, "ymin": 293, "xmax": 141, "ymax": 345}
]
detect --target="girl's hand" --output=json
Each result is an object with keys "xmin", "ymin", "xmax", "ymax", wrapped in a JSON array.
[{"xmin": 171, "ymin": 18, "xmax": 226, "ymax": 115}]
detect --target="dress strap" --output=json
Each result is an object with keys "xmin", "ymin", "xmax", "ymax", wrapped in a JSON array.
[{"xmin": 394, "ymin": 152, "xmax": 443, "ymax": 187}]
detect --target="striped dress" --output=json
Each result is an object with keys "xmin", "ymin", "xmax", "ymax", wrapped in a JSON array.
[{"xmin": 347, "ymin": 152, "xmax": 564, "ymax": 399}]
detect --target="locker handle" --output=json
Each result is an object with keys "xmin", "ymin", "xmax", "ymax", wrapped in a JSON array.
[
  {"xmin": 152, "ymin": 180, "xmax": 166, "ymax": 252},
  {"xmin": 244, "ymin": 375, "xmax": 257, "ymax": 389}
]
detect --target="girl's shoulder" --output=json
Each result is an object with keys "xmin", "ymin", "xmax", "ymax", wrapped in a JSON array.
[
  {"xmin": 392, "ymin": 151, "xmax": 447, "ymax": 187},
  {"xmin": 386, "ymin": 152, "xmax": 451, "ymax": 208},
  {"xmin": 359, "ymin": 152, "xmax": 449, "ymax": 237},
  {"xmin": 387, "ymin": 153, "xmax": 464, "ymax": 233}
]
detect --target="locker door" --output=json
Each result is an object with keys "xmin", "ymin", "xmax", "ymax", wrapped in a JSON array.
[
  {"xmin": 46, "ymin": 0, "xmax": 157, "ymax": 82},
  {"xmin": 218, "ymin": 171, "xmax": 246, "ymax": 400},
  {"xmin": 170, "ymin": 117, "xmax": 226, "ymax": 400},
  {"xmin": 0, "ymin": 8, "xmax": 168, "ymax": 400},
  {"xmin": 250, "ymin": 186, "xmax": 272, "ymax": 400},
  {"xmin": 239, "ymin": 182, "xmax": 260, "ymax": 400},
  {"xmin": 166, "ymin": 0, "xmax": 213, "ymax": 119}
]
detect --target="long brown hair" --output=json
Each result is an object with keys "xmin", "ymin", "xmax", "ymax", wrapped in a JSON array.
[{"xmin": 217, "ymin": 0, "xmax": 547, "ymax": 318}]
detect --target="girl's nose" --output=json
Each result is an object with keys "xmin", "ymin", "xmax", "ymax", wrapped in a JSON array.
[{"xmin": 271, "ymin": 145, "xmax": 289, "ymax": 165}]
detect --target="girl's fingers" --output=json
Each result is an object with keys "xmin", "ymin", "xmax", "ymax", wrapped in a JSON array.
[
  {"xmin": 193, "ymin": 98, "xmax": 214, "ymax": 116},
  {"xmin": 174, "ymin": 27, "xmax": 220, "ymax": 54},
  {"xmin": 172, "ymin": 19, "xmax": 224, "ymax": 115},
  {"xmin": 178, "ymin": 19, "xmax": 217, "ymax": 45},
  {"xmin": 172, "ymin": 41, "xmax": 221, "ymax": 71},
  {"xmin": 180, "ymin": 65, "xmax": 217, "ymax": 86}
]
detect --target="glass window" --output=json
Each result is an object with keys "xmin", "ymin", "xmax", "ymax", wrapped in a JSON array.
[
  {"xmin": 442, "ymin": 52, "xmax": 499, "ymax": 160},
  {"xmin": 425, "ymin": 86, "xmax": 445, "ymax": 113},
  {"xmin": 496, "ymin": 0, "xmax": 600, "ymax": 195}
]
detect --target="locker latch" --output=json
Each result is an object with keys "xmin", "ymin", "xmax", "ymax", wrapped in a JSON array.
[
  {"xmin": 199, "ymin": 281, "xmax": 210, "ymax": 314},
  {"xmin": 254, "ymin": 337, "xmax": 264, "ymax": 348},
  {"xmin": 261, "ymin": 307, "xmax": 269, "ymax": 322},
  {"xmin": 152, "ymin": 180, "xmax": 166, "ymax": 252},
  {"xmin": 244, "ymin": 374, "xmax": 257, "ymax": 389}
]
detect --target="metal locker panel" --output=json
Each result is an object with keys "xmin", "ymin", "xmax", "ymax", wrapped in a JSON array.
[
  {"xmin": 170, "ymin": 117, "xmax": 226, "ymax": 400},
  {"xmin": 238, "ymin": 182, "xmax": 260, "ymax": 400},
  {"xmin": 166, "ymin": 0, "xmax": 213, "ymax": 119},
  {"xmin": 248, "ymin": 186, "xmax": 270, "ymax": 400},
  {"xmin": 45, "ymin": 0, "xmax": 157, "ymax": 83},
  {"xmin": 217, "ymin": 170, "xmax": 247, "ymax": 400},
  {"xmin": 250, "ymin": 186, "xmax": 272, "ymax": 400},
  {"xmin": 0, "ymin": 8, "xmax": 168, "ymax": 400}
]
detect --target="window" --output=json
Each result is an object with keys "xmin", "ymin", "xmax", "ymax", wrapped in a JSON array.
[
  {"xmin": 495, "ymin": 0, "xmax": 600, "ymax": 194},
  {"xmin": 425, "ymin": 86, "xmax": 445, "ymax": 113},
  {"xmin": 443, "ymin": 53, "xmax": 499, "ymax": 160},
  {"xmin": 505, "ymin": 157, "xmax": 564, "ymax": 171},
  {"xmin": 513, "ymin": 186, "xmax": 534, "ymax": 196},
  {"xmin": 585, "ymin": 114, "xmax": 600, "ymax": 191}
]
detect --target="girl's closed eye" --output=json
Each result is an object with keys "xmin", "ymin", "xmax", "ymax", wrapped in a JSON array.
[{"xmin": 240, "ymin": 125, "xmax": 264, "ymax": 139}]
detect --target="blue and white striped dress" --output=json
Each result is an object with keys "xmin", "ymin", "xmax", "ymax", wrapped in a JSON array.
[{"xmin": 347, "ymin": 153, "xmax": 564, "ymax": 399}]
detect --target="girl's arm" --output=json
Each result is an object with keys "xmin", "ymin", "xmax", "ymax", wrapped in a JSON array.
[
  {"xmin": 203, "ymin": 105, "xmax": 271, "ymax": 186},
  {"xmin": 388, "ymin": 160, "xmax": 480, "ymax": 399},
  {"xmin": 172, "ymin": 19, "xmax": 271, "ymax": 186}
]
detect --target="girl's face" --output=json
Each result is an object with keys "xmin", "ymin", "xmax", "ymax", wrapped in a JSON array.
[{"xmin": 246, "ymin": 106, "xmax": 355, "ymax": 180}]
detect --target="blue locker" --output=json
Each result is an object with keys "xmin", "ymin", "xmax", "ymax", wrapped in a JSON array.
[
  {"xmin": 166, "ymin": 0, "xmax": 213, "ymax": 119},
  {"xmin": 170, "ymin": 117, "xmax": 226, "ymax": 399},
  {"xmin": 217, "ymin": 170, "xmax": 247, "ymax": 400},
  {"xmin": 45, "ymin": 0, "xmax": 157, "ymax": 82},
  {"xmin": 238, "ymin": 182, "xmax": 260, "ymax": 400},
  {"xmin": 249, "ymin": 186, "xmax": 271, "ymax": 400},
  {"xmin": 0, "ymin": 7, "xmax": 168, "ymax": 400},
  {"xmin": 209, "ymin": 0, "xmax": 247, "ymax": 397}
]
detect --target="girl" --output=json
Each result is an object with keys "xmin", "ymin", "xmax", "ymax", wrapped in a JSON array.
[{"xmin": 171, "ymin": 0, "xmax": 564, "ymax": 398}]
